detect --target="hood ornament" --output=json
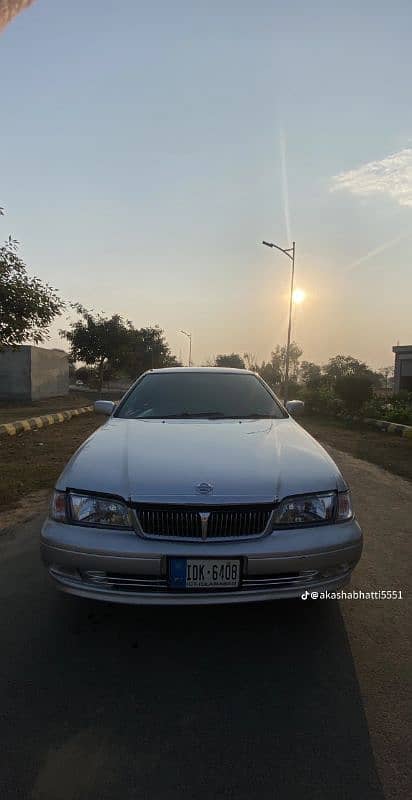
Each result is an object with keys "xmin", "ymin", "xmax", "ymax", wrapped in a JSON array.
[{"xmin": 196, "ymin": 482, "xmax": 214, "ymax": 495}]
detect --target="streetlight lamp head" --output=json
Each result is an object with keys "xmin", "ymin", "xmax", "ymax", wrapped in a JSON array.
[{"xmin": 179, "ymin": 329, "xmax": 192, "ymax": 366}]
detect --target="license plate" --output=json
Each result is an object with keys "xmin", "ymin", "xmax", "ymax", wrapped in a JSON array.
[{"xmin": 168, "ymin": 558, "xmax": 241, "ymax": 589}]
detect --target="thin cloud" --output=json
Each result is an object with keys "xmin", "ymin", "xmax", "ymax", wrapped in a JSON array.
[
  {"xmin": 345, "ymin": 231, "xmax": 411, "ymax": 273},
  {"xmin": 332, "ymin": 148, "xmax": 412, "ymax": 208}
]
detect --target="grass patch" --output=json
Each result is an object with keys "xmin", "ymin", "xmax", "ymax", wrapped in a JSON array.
[{"xmin": 301, "ymin": 416, "xmax": 412, "ymax": 482}]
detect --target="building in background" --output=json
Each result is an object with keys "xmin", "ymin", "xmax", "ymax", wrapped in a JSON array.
[
  {"xmin": 393, "ymin": 345, "xmax": 412, "ymax": 393},
  {"xmin": 0, "ymin": 346, "xmax": 69, "ymax": 401}
]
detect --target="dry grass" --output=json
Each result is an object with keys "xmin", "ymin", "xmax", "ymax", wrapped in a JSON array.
[{"xmin": 301, "ymin": 416, "xmax": 412, "ymax": 482}]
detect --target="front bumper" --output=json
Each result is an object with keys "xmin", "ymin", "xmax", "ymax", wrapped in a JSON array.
[{"xmin": 41, "ymin": 517, "xmax": 363, "ymax": 605}]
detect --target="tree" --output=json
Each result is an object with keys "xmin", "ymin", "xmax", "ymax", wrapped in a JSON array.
[
  {"xmin": 243, "ymin": 352, "xmax": 259, "ymax": 372},
  {"xmin": 215, "ymin": 353, "xmax": 246, "ymax": 369},
  {"xmin": 0, "ymin": 237, "xmax": 64, "ymax": 349},
  {"xmin": 257, "ymin": 341, "xmax": 303, "ymax": 389},
  {"xmin": 324, "ymin": 354, "xmax": 380, "ymax": 390},
  {"xmin": 378, "ymin": 366, "xmax": 394, "ymax": 390},
  {"xmin": 0, "ymin": 0, "xmax": 35, "ymax": 32},
  {"xmin": 75, "ymin": 366, "xmax": 93, "ymax": 383},
  {"xmin": 324, "ymin": 355, "xmax": 364, "ymax": 381},
  {"xmin": 122, "ymin": 326, "xmax": 181, "ymax": 377},
  {"xmin": 281, "ymin": 341, "xmax": 303, "ymax": 380},
  {"xmin": 335, "ymin": 374, "xmax": 374, "ymax": 411},
  {"xmin": 300, "ymin": 360, "xmax": 323, "ymax": 388},
  {"xmin": 258, "ymin": 352, "xmax": 282, "ymax": 389},
  {"xmin": 60, "ymin": 307, "xmax": 132, "ymax": 390}
]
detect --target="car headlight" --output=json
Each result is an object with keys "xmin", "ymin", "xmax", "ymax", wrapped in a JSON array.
[
  {"xmin": 50, "ymin": 490, "xmax": 133, "ymax": 529},
  {"xmin": 273, "ymin": 491, "xmax": 353, "ymax": 527}
]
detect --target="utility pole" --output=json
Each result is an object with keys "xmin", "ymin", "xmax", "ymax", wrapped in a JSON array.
[{"xmin": 262, "ymin": 240, "xmax": 296, "ymax": 403}]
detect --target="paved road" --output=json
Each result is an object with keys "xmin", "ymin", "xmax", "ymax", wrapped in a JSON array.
[{"xmin": 0, "ymin": 448, "xmax": 410, "ymax": 800}]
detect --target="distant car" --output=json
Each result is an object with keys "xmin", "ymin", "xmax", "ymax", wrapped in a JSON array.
[
  {"xmin": 41, "ymin": 368, "xmax": 362, "ymax": 605},
  {"xmin": 75, "ymin": 379, "xmax": 84, "ymax": 386}
]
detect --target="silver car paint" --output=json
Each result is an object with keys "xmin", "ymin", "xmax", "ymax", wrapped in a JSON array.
[{"xmin": 55, "ymin": 416, "xmax": 347, "ymax": 504}]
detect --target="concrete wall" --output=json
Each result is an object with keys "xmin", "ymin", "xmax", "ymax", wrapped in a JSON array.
[
  {"xmin": 0, "ymin": 346, "xmax": 69, "ymax": 401},
  {"xmin": 30, "ymin": 347, "xmax": 69, "ymax": 400},
  {"xmin": 0, "ymin": 347, "xmax": 31, "ymax": 400}
]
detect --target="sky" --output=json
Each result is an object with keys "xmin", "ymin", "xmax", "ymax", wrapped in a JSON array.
[{"xmin": 1, "ymin": 0, "xmax": 411, "ymax": 369}]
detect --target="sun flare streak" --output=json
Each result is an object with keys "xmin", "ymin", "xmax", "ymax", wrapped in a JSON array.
[{"xmin": 280, "ymin": 129, "xmax": 292, "ymax": 243}]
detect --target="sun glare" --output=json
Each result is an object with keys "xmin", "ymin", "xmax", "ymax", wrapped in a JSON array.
[{"xmin": 292, "ymin": 288, "xmax": 305, "ymax": 304}]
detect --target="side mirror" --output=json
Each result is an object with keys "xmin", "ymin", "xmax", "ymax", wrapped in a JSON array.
[
  {"xmin": 286, "ymin": 399, "xmax": 305, "ymax": 417},
  {"xmin": 94, "ymin": 400, "xmax": 115, "ymax": 416}
]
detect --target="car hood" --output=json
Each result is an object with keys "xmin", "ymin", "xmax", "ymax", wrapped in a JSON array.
[{"xmin": 56, "ymin": 417, "xmax": 347, "ymax": 504}]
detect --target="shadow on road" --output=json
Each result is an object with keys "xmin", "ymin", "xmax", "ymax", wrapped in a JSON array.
[{"xmin": 2, "ymin": 587, "xmax": 384, "ymax": 800}]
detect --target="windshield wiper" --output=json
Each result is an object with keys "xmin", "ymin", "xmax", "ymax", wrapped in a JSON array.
[
  {"xmin": 238, "ymin": 413, "xmax": 276, "ymax": 419},
  {"xmin": 159, "ymin": 412, "xmax": 277, "ymax": 419},
  {"xmin": 161, "ymin": 411, "xmax": 227, "ymax": 419}
]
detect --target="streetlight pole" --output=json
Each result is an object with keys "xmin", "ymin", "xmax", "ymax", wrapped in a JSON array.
[
  {"xmin": 179, "ymin": 330, "xmax": 192, "ymax": 367},
  {"xmin": 262, "ymin": 239, "xmax": 296, "ymax": 404}
]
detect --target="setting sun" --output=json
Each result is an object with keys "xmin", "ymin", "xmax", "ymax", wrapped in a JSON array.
[{"xmin": 292, "ymin": 288, "xmax": 305, "ymax": 304}]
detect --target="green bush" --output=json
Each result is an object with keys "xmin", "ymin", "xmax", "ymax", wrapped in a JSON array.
[
  {"xmin": 334, "ymin": 374, "xmax": 374, "ymax": 411},
  {"xmin": 361, "ymin": 395, "xmax": 412, "ymax": 425},
  {"xmin": 301, "ymin": 385, "xmax": 345, "ymax": 417}
]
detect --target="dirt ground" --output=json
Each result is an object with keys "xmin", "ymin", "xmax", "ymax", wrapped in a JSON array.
[{"xmin": 0, "ymin": 414, "xmax": 103, "ymax": 511}]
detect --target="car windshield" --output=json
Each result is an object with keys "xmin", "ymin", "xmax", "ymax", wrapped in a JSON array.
[{"xmin": 115, "ymin": 372, "xmax": 286, "ymax": 420}]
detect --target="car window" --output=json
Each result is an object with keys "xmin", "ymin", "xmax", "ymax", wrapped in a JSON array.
[{"xmin": 115, "ymin": 372, "xmax": 286, "ymax": 419}]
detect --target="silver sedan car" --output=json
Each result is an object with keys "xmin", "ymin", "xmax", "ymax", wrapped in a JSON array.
[{"xmin": 41, "ymin": 368, "xmax": 362, "ymax": 604}]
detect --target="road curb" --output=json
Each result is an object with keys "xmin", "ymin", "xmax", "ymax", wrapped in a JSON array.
[
  {"xmin": 0, "ymin": 406, "xmax": 94, "ymax": 437},
  {"xmin": 364, "ymin": 417, "xmax": 412, "ymax": 438}
]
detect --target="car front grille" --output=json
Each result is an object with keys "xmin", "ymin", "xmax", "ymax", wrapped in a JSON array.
[{"xmin": 135, "ymin": 505, "xmax": 273, "ymax": 540}]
